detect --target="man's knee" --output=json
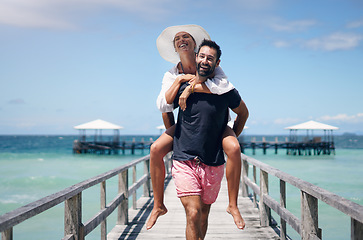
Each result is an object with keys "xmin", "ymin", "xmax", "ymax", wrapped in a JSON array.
[{"xmin": 186, "ymin": 207, "xmax": 201, "ymax": 223}]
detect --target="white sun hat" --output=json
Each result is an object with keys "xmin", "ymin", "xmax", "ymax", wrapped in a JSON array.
[{"xmin": 156, "ymin": 24, "xmax": 211, "ymax": 64}]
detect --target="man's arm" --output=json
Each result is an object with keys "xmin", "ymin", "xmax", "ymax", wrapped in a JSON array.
[{"xmin": 230, "ymin": 100, "xmax": 249, "ymax": 137}]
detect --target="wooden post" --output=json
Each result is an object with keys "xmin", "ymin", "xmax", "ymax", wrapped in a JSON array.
[
  {"xmin": 241, "ymin": 158, "xmax": 249, "ymax": 197},
  {"xmin": 164, "ymin": 152, "xmax": 172, "ymax": 175},
  {"xmin": 280, "ymin": 180, "xmax": 287, "ymax": 240},
  {"xmin": 240, "ymin": 142, "xmax": 245, "ymax": 153},
  {"xmin": 301, "ymin": 191, "xmax": 321, "ymax": 239},
  {"xmin": 64, "ymin": 193, "xmax": 83, "ymax": 240},
  {"xmin": 253, "ymin": 166, "xmax": 257, "ymax": 207},
  {"xmin": 351, "ymin": 218, "xmax": 363, "ymax": 240},
  {"xmin": 100, "ymin": 181, "xmax": 107, "ymax": 240},
  {"xmin": 133, "ymin": 166, "xmax": 137, "ymax": 209},
  {"xmin": 144, "ymin": 159, "xmax": 151, "ymax": 197},
  {"xmin": 118, "ymin": 170, "xmax": 128, "ymax": 225},
  {"xmin": 1, "ymin": 228, "xmax": 13, "ymax": 240},
  {"xmin": 131, "ymin": 143, "xmax": 135, "ymax": 155},
  {"xmin": 260, "ymin": 170, "xmax": 271, "ymax": 227}
]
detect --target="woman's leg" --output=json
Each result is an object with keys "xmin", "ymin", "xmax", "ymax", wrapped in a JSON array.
[
  {"xmin": 146, "ymin": 125, "xmax": 175, "ymax": 230},
  {"xmin": 222, "ymin": 126, "xmax": 245, "ymax": 230}
]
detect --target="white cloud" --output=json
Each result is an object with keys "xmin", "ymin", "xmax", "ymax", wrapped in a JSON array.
[
  {"xmin": 317, "ymin": 113, "xmax": 363, "ymax": 123},
  {"xmin": 304, "ymin": 32, "xmax": 363, "ymax": 51},
  {"xmin": 0, "ymin": 0, "xmax": 171, "ymax": 29},
  {"xmin": 273, "ymin": 40, "xmax": 290, "ymax": 48},
  {"xmin": 269, "ymin": 19, "xmax": 317, "ymax": 32},
  {"xmin": 231, "ymin": 0, "xmax": 278, "ymax": 10},
  {"xmin": 0, "ymin": 3, "xmax": 73, "ymax": 29},
  {"xmin": 346, "ymin": 19, "xmax": 363, "ymax": 29}
]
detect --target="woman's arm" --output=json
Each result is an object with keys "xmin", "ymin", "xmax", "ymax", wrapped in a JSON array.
[
  {"xmin": 191, "ymin": 82, "xmax": 212, "ymax": 93},
  {"xmin": 156, "ymin": 71, "xmax": 179, "ymax": 113},
  {"xmin": 165, "ymin": 74, "xmax": 195, "ymax": 104},
  {"xmin": 204, "ymin": 66, "xmax": 234, "ymax": 95}
]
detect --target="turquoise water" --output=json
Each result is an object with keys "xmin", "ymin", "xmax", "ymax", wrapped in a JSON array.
[
  {"xmin": 242, "ymin": 148, "xmax": 363, "ymax": 240},
  {"xmin": 1, "ymin": 136, "xmax": 362, "ymax": 239},
  {"xmin": 0, "ymin": 135, "xmax": 152, "ymax": 239}
]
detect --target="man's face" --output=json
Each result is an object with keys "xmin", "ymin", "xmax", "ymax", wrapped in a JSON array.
[{"xmin": 196, "ymin": 46, "xmax": 220, "ymax": 77}]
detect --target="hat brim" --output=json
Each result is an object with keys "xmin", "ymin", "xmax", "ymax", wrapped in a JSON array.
[{"xmin": 156, "ymin": 24, "xmax": 211, "ymax": 64}]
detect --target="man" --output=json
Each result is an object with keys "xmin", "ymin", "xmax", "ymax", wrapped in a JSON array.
[
  {"xmin": 171, "ymin": 39, "xmax": 248, "ymax": 239},
  {"xmin": 147, "ymin": 25, "xmax": 245, "ymax": 231}
]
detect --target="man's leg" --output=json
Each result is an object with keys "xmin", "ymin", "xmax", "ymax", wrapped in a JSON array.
[
  {"xmin": 222, "ymin": 126, "xmax": 245, "ymax": 230},
  {"xmin": 180, "ymin": 195, "xmax": 205, "ymax": 240},
  {"xmin": 146, "ymin": 126, "xmax": 175, "ymax": 230},
  {"xmin": 200, "ymin": 202, "xmax": 211, "ymax": 239}
]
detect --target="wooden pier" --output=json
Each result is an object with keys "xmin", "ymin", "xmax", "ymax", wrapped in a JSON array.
[
  {"xmin": 1, "ymin": 154, "xmax": 362, "ymax": 240},
  {"xmin": 239, "ymin": 139, "xmax": 335, "ymax": 156},
  {"xmin": 72, "ymin": 139, "xmax": 154, "ymax": 155},
  {"xmin": 107, "ymin": 176, "xmax": 280, "ymax": 239},
  {"xmin": 72, "ymin": 138, "xmax": 335, "ymax": 156}
]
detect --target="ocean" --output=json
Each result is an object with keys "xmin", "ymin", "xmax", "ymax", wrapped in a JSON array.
[{"xmin": 0, "ymin": 135, "xmax": 362, "ymax": 239}]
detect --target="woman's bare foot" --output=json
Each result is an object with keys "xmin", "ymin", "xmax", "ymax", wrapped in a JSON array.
[
  {"xmin": 146, "ymin": 204, "xmax": 168, "ymax": 230},
  {"xmin": 226, "ymin": 205, "xmax": 245, "ymax": 230}
]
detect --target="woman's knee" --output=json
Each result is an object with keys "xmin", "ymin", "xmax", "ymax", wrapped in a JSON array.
[
  {"xmin": 223, "ymin": 138, "xmax": 241, "ymax": 157},
  {"xmin": 150, "ymin": 141, "xmax": 161, "ymax": 154},
  {"xmin": 150, "ymin": 136, "xmax": 173, "ymax": 156}
]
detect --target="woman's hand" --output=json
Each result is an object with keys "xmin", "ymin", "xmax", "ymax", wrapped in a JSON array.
[
  {"xmin": 179, "ymin": 85, "xmax": 193, "ymax": 111},
  {"xmin": 177, "ymin": 74, "xmax": 195, "ymax": 84}
]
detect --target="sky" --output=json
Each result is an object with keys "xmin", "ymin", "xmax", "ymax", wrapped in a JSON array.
[{"xmin": 1, "ymin": 0, "xmax": 363, "ymax": 136}]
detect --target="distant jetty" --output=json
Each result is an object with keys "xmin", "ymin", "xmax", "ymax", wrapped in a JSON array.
[
  {"xmin": 73, "ymin": 119, "xmax": 153, "ymax": 155},
  {"xmin": 239, "ymin": 120, "xmax": 338, "ymax": 155},
  {"xmin": 72, "ymin": 138, "xmax": 154, "ymax": 155},
  {"xmin": 239, "ymin": 136, "xmax": 335, "ymax": 155},
  {"xmin": 72, "ymin": 119, "xmax": 338, "ymax": 156}
]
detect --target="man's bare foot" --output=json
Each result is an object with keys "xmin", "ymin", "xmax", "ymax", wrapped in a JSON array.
[
  {"xmin": 146, "ymin": 205, "xmax": 168, "ymax": 230},
  {"xmin": 227, "ymin": 205, "xmax": 245, "ymax": 230}
]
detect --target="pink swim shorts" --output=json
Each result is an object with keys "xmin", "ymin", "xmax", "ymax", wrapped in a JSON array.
[{"xmin": 171, "ymin": 158, "xmax": 225, "ymax": 204}]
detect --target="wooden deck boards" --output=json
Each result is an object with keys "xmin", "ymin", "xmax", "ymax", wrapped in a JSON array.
[{"xmin": 108, "ymin": 176, "xmax": 280, "ymax": 239}]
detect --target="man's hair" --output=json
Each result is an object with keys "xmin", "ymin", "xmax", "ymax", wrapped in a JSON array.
[{"xmin": 197, "ymin": 39, "xmax": 222, "ymax": 61}]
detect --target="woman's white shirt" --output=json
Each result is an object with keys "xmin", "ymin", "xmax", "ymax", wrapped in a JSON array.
[{"xmin": 156, "ymin": 65, "xmax": 234, "ymax": 113}]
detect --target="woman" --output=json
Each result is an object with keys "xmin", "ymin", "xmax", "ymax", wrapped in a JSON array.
[{"xmin": 147, "ymin": 25, "xmax": 247, "ymax": 230}]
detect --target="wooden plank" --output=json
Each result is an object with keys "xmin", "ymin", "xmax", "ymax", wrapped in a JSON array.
[{"xmin": 108, "ymin": 176, "xmax": 280, "ymax": 239}]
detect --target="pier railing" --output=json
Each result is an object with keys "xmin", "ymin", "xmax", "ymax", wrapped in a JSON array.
[
  {"xmin": 0, "ymin": 154, "xmax": 172, "ymax": 240},
  {"xmin": 240, "ymin": 153, "xmax": 363, "ymax": 240}
]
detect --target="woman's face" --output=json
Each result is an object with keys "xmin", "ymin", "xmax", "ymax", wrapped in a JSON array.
[{"xmin": 173, "ymin": 31, "xmax": 196, "ymax": 54}]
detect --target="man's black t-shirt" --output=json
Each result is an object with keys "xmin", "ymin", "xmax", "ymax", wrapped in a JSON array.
[{"xmin": 172, "ymin": 82, "xmax": 241, "ymax": 166}]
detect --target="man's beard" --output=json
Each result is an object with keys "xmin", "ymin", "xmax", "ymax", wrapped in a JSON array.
[{"xmin": 197, "ymin": 62, "xmax": 216, "ymax": 77}]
